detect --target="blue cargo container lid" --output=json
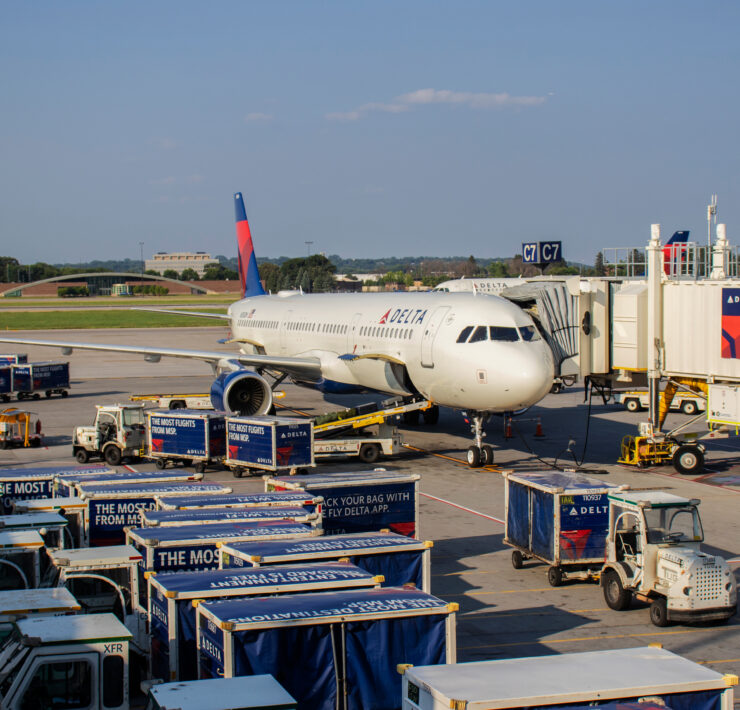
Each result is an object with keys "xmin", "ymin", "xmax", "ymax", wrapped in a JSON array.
[
  {"xmin": 223, "ymin": 532, "xmax": 428, "ymax": 561},
  {"xmin": 150, "ymin": 561, "xmax": 377, "ymax": 597},
  {"xmin": 128, "ymin": 520, "xmax": 314, "ymax": 545},
  {"xmin": 157, "ymin": 491, "xmax": 320, "ymax": 510},
  {"xmin": 268, "ymin": 469, "xmax": 420, "ymax": 488},
  {"xmin": 148, "ymin": 676, "xmax": 296, "ymax": 710},
  {"xmin": 142, "ymin": 506, "xmax": 316, "ymax": 526},
  {"xmin": 79, "ymin": 482, "xmax": 231, "ymax": 498},
  {"xmin": 504, "ymin": 470, "xmax": 625, "ymax": 494},
  {"xmin": 13, "ymin": 360, "xmax": 66, "ymax": 368},
  {"xmin": 58, "ymin": 471, "xmax": 203, "ymax": 486},
  {"xmin": 0, "ymin": 465, "xmax": 110, "ymax": 480},
  {"xmin": 201, "ymin": 587, "xmax": 451, "ymax": 629},
  {"xmin": 148, "ymin": 409, "xmax": 227, "ymax": 419}
]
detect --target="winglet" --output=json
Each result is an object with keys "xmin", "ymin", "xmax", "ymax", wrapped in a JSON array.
[{"xmin": 235, "ymin": 192, "xmax": 266, "ymax": 298}]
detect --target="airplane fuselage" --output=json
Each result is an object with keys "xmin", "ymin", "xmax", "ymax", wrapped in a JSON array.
[{"xmin": 228, "ymin": 290, "xmax": 555, "ymax": 413}]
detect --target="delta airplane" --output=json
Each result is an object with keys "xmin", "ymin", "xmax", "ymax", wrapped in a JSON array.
[{"xmin": 0, "ymin": 193, "xmax": 554, "ymax": 466}]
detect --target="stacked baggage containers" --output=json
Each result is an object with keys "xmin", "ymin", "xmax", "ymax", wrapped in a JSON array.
[
  {"xmin": 12, "ymin": 361, "xmax": 70, "ymax": 400},
  {"xmin": 0, "ymin": 366, "xmax": 10, "ymax": 403},
  {"xmin": 156, "ymin": 490, "xmax": 323, "ymax": 515},
  {"xmin": 503, "ymin": 470, "xmax": 628, "ymax": 586},
  {"xmin": 265, "ymin": 469, "xmax": 421, "ymax": 537},
  {"xmin": 224, "ymin": 415, "xmax": 314, "ymax": 477},
  {"xmin": 196, "ymin": 587, "xmax": 457, "ymax": 710},
  {"xmin": 0, "ymin": 464, "xmax": 111, "ymax": 515},
  {"xmin": 220, "ymin": 531, "xmax": 433, "ymax": 592},
  {"xmin": 0, "ymin": 354, "xmax": 27, "ymax": 365},
  {"xmin": 0, "ymin": 512, "xmax": 68, "ymax": 550},
  {"xmin": 148, "ymin": 561, "xmax": 382, "ymax": 682},
  {"xmin": 0, "ymin": 530, "xmax": 44, "ymax": 589},
  {"xmin": 55, "ymin": 469, "xmax": 204, "ymax": 497},
  {"xmin": 146, "ymin": 409, "xmax": 227, "ymax": 472},
  {"xmin": 14, "ymin": 498, "xmax": 85, "ymax": 548},
  {"xmin": 140, "ymin": 505, "xmax": 321, "ymax": 530}
]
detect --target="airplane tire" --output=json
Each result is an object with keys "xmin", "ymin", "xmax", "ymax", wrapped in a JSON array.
[
  {"xmin": 466, "ymin": 446, "xmax": 482, "ymax": 468},
  {"xmin": 194, "ymin": 462, "xmax": 206, "ymax": 474},
  {"xmin": 480, "ymin": 445, "xmax": 494, "ymax": 465},
  {"xmin": 672, "ymin": 445, "xmax": 703, "ymax": 475},
  {"xmin": 403, "ymin": 410, "xmax": 420, "ymax": 426}
]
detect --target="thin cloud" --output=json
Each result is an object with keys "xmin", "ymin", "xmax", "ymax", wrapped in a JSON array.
[
  {"xmin": 245, "ymin": 112, "xmax": 274, "ymax": 122},
  {"xmin": 326, "ymin": 88, "xmax": 547, "ymax": 120}
]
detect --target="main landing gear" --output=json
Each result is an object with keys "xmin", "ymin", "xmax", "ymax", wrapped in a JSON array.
[{"xmin": 467, "ymin": 411, "xmax": 493, "ymax": 467}]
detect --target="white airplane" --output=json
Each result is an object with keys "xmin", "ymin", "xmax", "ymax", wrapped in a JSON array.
[{"xmin": 0, "ymin": 193, "xmax": 555, "ymax": 466}]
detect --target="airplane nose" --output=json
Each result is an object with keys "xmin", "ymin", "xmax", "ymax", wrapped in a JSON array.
[{"xmin": 509, "ymin": 344, "xmax": 555, "ymax": 407}]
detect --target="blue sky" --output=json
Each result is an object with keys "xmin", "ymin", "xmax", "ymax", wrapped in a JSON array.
[{"xmin": 2, "ymin": 1, "xmax": 739, "ymax": 265}]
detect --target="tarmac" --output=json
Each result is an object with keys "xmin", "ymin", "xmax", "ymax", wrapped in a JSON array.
[{"xmin": 2, "ymin": 326, "xmax": 738, "ymax": 679}]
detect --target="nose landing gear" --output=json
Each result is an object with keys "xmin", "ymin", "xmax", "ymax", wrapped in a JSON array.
[{"xmin": 466, "ymin": 411, "xmax": 493, "ymax": 467}]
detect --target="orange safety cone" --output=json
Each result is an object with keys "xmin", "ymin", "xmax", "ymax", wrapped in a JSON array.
[
  {"xmin": 504, "ymin": 417, "xmax": 514, "ymax": 439},
  {"xmin": 534, "ymin": 417, "xmax": 545, "ymax": 438}
]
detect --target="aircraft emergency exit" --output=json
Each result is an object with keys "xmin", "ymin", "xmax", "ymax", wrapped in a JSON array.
[{"xmin": 0, "ymin": 193, "xmax": 555, "ymax": 466}]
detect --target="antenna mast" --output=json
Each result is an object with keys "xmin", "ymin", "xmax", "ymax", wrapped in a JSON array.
[{"xmin": 707, "ymin": 194, "xmax": 718, "ymax": 248}]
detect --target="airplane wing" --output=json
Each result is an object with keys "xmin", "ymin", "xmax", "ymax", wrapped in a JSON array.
[
  {"xmin": 0, "ymin": 335, "xmax": 322, "ymax": 381},
  {"xmin": 131, "ymin": 307, "xmax": 231, "ymax": 320}
]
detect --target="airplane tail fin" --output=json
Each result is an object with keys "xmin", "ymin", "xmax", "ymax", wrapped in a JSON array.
[
  {"xmin": 666, "ymin": 230, "xmax": 689, "ymax": 245},
  {"xmin": 234, "ymin": 192, "xmax": 266, "ymax": 298}
]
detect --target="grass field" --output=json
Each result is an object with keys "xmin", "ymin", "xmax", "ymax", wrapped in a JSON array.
[{"xmin": 0, "ymin": 308, "xmax": 228, "ymax": 330}]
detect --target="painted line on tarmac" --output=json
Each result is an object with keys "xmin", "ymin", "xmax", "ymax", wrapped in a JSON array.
[
  {"xmin": 404, "ymin": 444, "xmax": 500, "ymax": 472},
  {"xmin": 420, "ymin": 491, "xmax": 504, "ymax": 524},
  {"xmin": 698, "ymin": 658, "xmax": 740, "ymax": 665},
  {"xmin": 123, "ymin": 464, "xmax": 138, "ymax": 472},
  {"xmin": 644, "ymin": 468, "xmax": 740, "ymax": 494},
  {"xmin": 459, "ymin": 626, "xmax": 720, "ymax": 651},
  {"xmin": 461, "ymin": 608, "xmax": 603, "ymax": 618}
]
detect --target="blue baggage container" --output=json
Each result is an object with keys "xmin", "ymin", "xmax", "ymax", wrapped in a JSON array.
[
  {"xmin": 12, "ymin": 361, "xmax": 70, "ymax": 399},
  {"xmin": 148, "ymin": 561, "xmax": 380, "ymax": 682},
  {"xmin": 196, "ymin": 587, "xmax": 457, "ymax": 710},
  {"xmin": 0, "ymin": 366, "xmax": 11, "ymax": 402},
  {"xmin": 503, "ymin": 470, "xmax": 627, "ymax": 585},
  {"xmin": 265, "ymin": 469, "xmax": 420, "ymax": 537},
  {"xmin": 141, "ymin": 505, "xmax": 321, "ymax": 529},
  {"xmin": 55, "ymin": 469, "xmax": 204, "ymax": 497},
  {"xmin": 127, "ymin": 520, "xmax": 319, "ymax": 575},
  {"xmin": 156, "ymin": 490, "xmax": 323, "ymax": 514},
  {"xmin": 78, "ymin": 481, "xmax": 232, "ymax": 546},
  {"xmin": 0, "ymin": 464, "xmax": 110, "ymax": 515},
  {"xmin": 147, "ymin": 409, "xmax": 227, "ymax": 472},
  {"xmin": 220, "ymin": 530, "xmax": 433, "ymax": 592},
  {"xmin": 0, "ymin": 354, "xmax": 27, "ymax": 365},
  {"xmin": 225, "ymin": 415, "xmax": 314, "ymax": 475}
]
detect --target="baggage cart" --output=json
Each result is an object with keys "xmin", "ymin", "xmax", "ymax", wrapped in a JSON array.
[
  {"xmin": 225, "ymin": 415, "xmax": 314, "ymax": 477},
  {"xmin": 0, "ymin": 587, "xmax": 80, "ymax": 641},
  {"xmin": 0, "ymin": 464, "xmax": 110, "ymax": 515},
  {"xmin": 78, "ymin": 481, "xmax": 232, "ymax": 546},
  {"xmin": 13, "ymin": 497, "xmax": 87, "ymax": 548},
  {"xmin": 12, "ymin": 360, "xmax": 70, "ymax": 399},
  {"xmin": 503, "ymin": 470, "xmax": 627, "ymax": 586},
  {"xmin": 55, "ymin": 469, "xmax": 203, "ymax": 497},
  {"xmin": 400, "ymin": 646, "xmax": 736, "ymax": 709},
  {"xmin": 147, "ymin": 409, "xmax": 227, "ymax": 472},
  {"xmin": 146, "ymin": 676, "xmax": 297, "ymax": 710},
  {"xmin": 141, "ymin": 505, "xmax": 321, "ymax": 529},
  {"xmin": 0, "ymin": 366, "xmax": 10, "ymax": 403},
  {"xmin": 0, "ymin": 353, "xmax": 27, "ymax": 365},
  {"xmin": 220, "ymin": 531, "xmax": 433, "ymax": 591},
  {"xmin": 0, "ymin": 407, "xmax": 42, "ymax": 448},
  {"xmin": 0, "ymin": 530, "xmax": 44, "ymax": 589},
  {"xmin": 266, "ymin": 469, "xmax": 420, "ymax": 537},
  {"xmin": 197, "ymin": 587, "xmax": 457, "ymax": 710},
  {"xmin": 0, "ymin": 512, "xmax": 68, "ymax": 550},
  {"xmin": 148, "ymin": 561, "xmax": 381, "ymax": 682},
  {"xmin": 156, "ymin": 490, "xmax": 323, "ymax": 514},
  {"xmin": 127, "ymin": 520, "xmax": 319, "ymax": 575}
]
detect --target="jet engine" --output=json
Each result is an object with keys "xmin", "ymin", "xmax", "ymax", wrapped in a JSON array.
[{"xmin": 210, "ymin": 370, "xmax": 273, "ymax": 415}]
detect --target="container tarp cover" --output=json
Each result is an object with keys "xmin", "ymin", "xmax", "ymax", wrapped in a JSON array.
[
  {"xmin": 531, "ymin": 488, "xmax": 554, "ymax": 558},
  {"xmin": 532, "ymin": 690, "xmax": 722, "ymax": 709},
  {"xmin": 507, "ymin": 481, "xmax": 529, "ymax": 548},
  {"xmin": 131, "ymin": 520, "xmax": 312, "ymax": 543},
  {"xmin": 157, "ymin": 491, "xmax": 319, "ymax": 511},
  {"xmin": 142, "ymin": 506, "xmax": 312, "ymax": 526},
  {"xmin": 507, "ymin": 471, "xmax": 618, "ymax": 491}
]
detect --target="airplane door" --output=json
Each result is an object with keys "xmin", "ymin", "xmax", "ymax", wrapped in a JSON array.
[
  {"xmin": 279, "ymin": 310, "xmax": 293, "ymax": 354},
  {"xmin": 420, "ymin": 306, "xmax": 450, "ymax": 367},
  {"xmin": 347, "ymin": 313, "xmax": 362, "ymax": 354}
]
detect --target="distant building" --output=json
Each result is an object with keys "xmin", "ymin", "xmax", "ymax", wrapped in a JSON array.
[{"xmin": 145, "ymin": 251, "xmax": 218, "ymax": 277}]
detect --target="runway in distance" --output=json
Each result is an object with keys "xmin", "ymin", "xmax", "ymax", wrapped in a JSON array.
[{"xmin": 0, "ymin": 193, "xmax": 555, "ymax": 465}]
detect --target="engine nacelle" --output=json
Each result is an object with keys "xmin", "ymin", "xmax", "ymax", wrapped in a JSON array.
[{"xmin": 210, "ymin": 370, "xmax": 273, "ymax": 416}]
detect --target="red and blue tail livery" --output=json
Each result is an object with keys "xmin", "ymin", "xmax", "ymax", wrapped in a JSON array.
[{"xmin": 235, "ymin": 192, "xmax": 266, "ymax": 298}]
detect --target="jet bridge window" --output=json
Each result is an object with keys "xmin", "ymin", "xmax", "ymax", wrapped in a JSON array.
[{"xmin": 489, "ymin": 326, "xmax": 520, "ymax": 342}]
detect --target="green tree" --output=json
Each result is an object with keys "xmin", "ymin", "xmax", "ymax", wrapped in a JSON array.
[
  {"xmin": 594, "ymin": 252, "xmax": 606, "ymax": 276},
  {"xmin": 162, "ymin": 269, "xmax": 179, "ymax": 280},
  {"xmin": 180, "ymin": 268, "xmax": 200, "ymax": 281},
  {"xmin": 258, "ymin": 263, "xmax": 281, "ymax": 293},
  {"xmin": 487, "ymin": 261, "xmax": 510, "ymax": 278},
  {"xmin": 144, "ymin": 269, "xmax": 161, "ymax": 276}
]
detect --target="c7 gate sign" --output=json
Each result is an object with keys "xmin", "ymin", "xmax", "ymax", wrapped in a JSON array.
[{"xmin": 522, "ymin": 241, "xmax": 562, "ymax": 265}]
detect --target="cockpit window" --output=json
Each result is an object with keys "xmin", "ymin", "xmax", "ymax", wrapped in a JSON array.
[
  {"xmin": 456, "ymin": 326, "xmax": 473, "ymax": 343},
  {"xmin": 518, "ymin": 325, "xmax": 541, "ymax": 342},
  {"xmin": 469, "ymin": 326, "xmax": 488, "ymax": 343},
  {"xmin": 489, "ymin": 327, "xmax": 519, "ymax": 342}
]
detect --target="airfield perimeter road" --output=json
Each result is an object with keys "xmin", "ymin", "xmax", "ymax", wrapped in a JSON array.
[{"xmin": 2, "ymin": 326, "xmax": 739, "ymax": 680}]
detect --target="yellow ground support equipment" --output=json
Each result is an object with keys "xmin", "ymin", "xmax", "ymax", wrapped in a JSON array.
[
  {"xmin": 618, "ymin": 435, "xmax": 674, "ymax": 468},
  {"xmin": 0, "ymin": 407, "xmax": 42, "ymax": 448}
]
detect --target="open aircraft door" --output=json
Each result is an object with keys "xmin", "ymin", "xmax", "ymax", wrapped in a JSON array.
[{"xmin": 421, "ymin": 306, "xmax": 449, "ymax": 367}]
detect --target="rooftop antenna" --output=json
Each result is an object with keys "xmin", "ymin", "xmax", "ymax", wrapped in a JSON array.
[{"xmin": 707, "ymin": 194, "xmax": 718, "ymax": 248}]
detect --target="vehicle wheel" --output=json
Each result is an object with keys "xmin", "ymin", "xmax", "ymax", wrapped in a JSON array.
[
  {"xmin": 602, "ymin": 569, "xmax": 631, "ymax": 610},
  {"xmin": 155, "ymin": 458, "xmax": 167, "ymax": 469},
  {"xmin": 194, "ymin": 462, "xmax": 206, "ymax": 474},
  {"xmin": 104, "ymin": 446, "xmax": 122, "ymax": 466},
  {"xmin": 61, "ymin": 390, "xmax": 68, "ymax": 397},
  {"xmin": 547, "ymin": 566, "xmax": 563, "ymax": 587},
  {"xmin": 75, "ymin": 449, "xmax": 89, "ymax": 463},
  {"xmin": 33, "ymin": 393, "xmax": 40, "ymax": 400},
  {"xmin": 181, "ymin": 458, "xmax": 193, "ymax": 468},
  {"xmin": 681, "ymin": 400, "xmax": 698, "ymax": 415},
  {"xmin": 0, "ymin": 440, "xmax": 8, "ymax": 450},
  {"xmin": 561, "ymin": 375, "xmax": 576, "ymax": 387},
  {"xmin": 467, "ymin": 445, "xmax": 482, "ymax": 468},
  {"xmin": 550, "ymin": 382, "xmax": 562, "ymax": 394},
  {"xmin": 16, "ymin": 393, "xmax": 24, "ymax": 401},
  {"xmin": 649, "ymin": 597, "xmax": 670, "ymax": 627},
  {"xmin": 30, "ymin": 438, "xmax": 40, "ymax": 448},
  {"xmin": 359, "ymin": 443, "xmax": 381, "ymax": 464},
  {"xmin": 169, "ymin": 400, "xmax": 186, "ymax": 410},
  {"xmin": 511, "ymin": 550, "xmax": 524, "ymax": 569},
  {"xmin": 231, "ymin": 467, "xmax": 244, "ymax": 478},
  {"xmin": 625, "ymin": 398, "xmax": 641, "ymax": 412},
  {"xmin": 672, "ymin": 445, "xmax": 704, "ymax": 475},
  {"xmin": 45, "ymin": 390, "xmax": 52, "ymax": 398},
  {"xmin": 403, "ymin": 410, "xmax": 420, "ymax": 426},
  {"xmin": 422, "ymin": 405, "xmax": 439, "ymax": 426},
  {"xmin": 480, "ymin": 444, "xmax": 494, "ymax": 465}
]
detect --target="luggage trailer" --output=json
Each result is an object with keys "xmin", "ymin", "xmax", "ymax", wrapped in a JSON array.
[
  {"xmin": 140, "ymin": 505, "xmax": 321, "ymax": 529},
  {"xmin": 155, "ymin": 491, "xmax": 323, "ymax": 515},
  {"xmin": 196, "ymin": 587, "xmax": 457, "ymax": 710},
  {"xmin": 220, "ymin": 531, "xmax": 433, "ymax": 592},
  {"xmin": 13, "ymin": 497, "xmax": 87, "ymax": 548},
  {"xmin": 0, "ymin": 512, "xmax": 69, "ymax": 550},
  {"xmin": 55, "ymin": 469, "xmax": 204, "ymax": 497},
  {"xmin": 147, "ymin": 561, "xmax": 382, "ymax": 682}
]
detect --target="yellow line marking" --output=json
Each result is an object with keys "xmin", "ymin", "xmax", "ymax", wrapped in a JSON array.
[
  {"xmin": 698, "ymin": 659, "xmax": 740, "ymax": 665},
  {"xmin": 443, "ymin": 587, "xmax": 554, "ymax": 596},
  {"xmin": 403, "ymin": 443, "xmax": 502, "ymax": 471}
]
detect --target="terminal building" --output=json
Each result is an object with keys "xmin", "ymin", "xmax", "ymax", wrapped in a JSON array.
[{"xmin": 144, "ymin": 251, "xmax": 219, "ymax": 277}]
